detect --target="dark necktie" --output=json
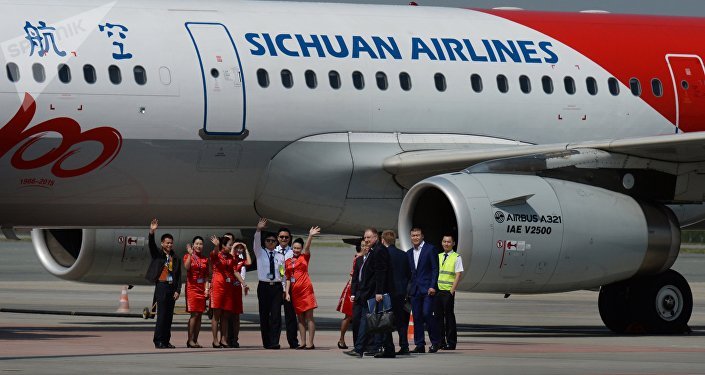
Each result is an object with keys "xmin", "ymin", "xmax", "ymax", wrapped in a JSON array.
[
  {"xmin": 443, "ymin": 253, "xmax": 448, "ymax": 265},
  {"xmin": 268, "ymin": 251, "xmax": 275, "ymax": 280}
]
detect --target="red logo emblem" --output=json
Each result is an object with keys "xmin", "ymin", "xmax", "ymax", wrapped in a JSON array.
[{"xmin": 0, "ymin": 93, "xmax": 122, "ymax": 178}]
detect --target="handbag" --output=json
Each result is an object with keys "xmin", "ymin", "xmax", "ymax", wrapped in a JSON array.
[{"xmin": 366, "ymin": 293, "xmax": 396, "ymax": 334}]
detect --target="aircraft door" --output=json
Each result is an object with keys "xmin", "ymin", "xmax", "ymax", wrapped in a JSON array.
[
  {"xmin": 666, "ymin": 54, "xmax": 705, "ymax": 133},
  {"xmin": 186, "ymin": 23, "xmax": 247, "ymax": 139}
]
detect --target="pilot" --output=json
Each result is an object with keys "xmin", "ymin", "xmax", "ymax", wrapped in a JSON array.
[{"xmin": 146, "ymin": 218, "xmax": 182, "ymax": 349}]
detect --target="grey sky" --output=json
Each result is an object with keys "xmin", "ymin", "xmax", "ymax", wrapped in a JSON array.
[{"xmin": 262, "ymin": 0, "xmax": 705, "ymax": 17}]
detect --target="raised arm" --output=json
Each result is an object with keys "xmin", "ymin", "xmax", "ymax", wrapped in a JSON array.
[
  {"xmin": 184, "ymin": 243, "xmax": 193, "ymax": 270},
  {"xmin": 253, "ymin": 218, "xmax": 267, "ymax": 254},
  {"xmin": 243, "ymin": 244, "xmax": 252, "ymax": 266},
  {"xmin": 148, "ymin": 218, "xmax": 159, "ymax": 258},
  {"xmin": 302, "ymin": 226, "xmax": 320, "ymax": 255}
]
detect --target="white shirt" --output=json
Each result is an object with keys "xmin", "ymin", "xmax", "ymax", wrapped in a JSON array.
[
  {"xmin": 276, "ymin": 245, "xmax": 292, "ymax": 287},
  {"xmin": 413, "ymin": 241, "xmax": 425, "ymax": 268},
  {"xmin": 253, "ymin": 231, "xmax": 285, "ymax": 282},
  {"xmin": 442, "ymin": 251, "xmax": 464, "ymax": 273}
]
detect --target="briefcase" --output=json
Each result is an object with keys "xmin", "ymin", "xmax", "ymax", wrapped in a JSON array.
[{"xmin": 366, "ymin": 294, "xmax": 396, "ymax": 334}]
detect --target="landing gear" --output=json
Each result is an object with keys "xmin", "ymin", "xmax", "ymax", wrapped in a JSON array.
[{"xmin": 599, "ymin": 269, "xmax": 692, "ymax": 334}]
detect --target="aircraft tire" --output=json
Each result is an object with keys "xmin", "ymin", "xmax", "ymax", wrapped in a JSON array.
[
  {"xmin": 633, "ymin": 269, "xmax": 692, "ymax": 334},
  {"xmin": 598, "ymin": 280, "xmax": 633, "ymax": 333}
]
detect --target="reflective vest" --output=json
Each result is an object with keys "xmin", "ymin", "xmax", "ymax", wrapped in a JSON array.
[{"xmin": 438, "ymin": 251, "xmax": 459, "ymax": 291}]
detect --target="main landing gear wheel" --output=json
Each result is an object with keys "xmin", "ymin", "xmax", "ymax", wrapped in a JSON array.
[{"xmin": 599, "ymin": 269, "xmax": 692, "ymax": 334}]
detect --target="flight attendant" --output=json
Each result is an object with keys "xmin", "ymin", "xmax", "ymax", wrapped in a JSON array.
[
  {"xmin": 209, "ymin": 236, "xmax": 245, "ymax": 347},
  {"xmin": 284, "ymin": 226, "xmax": 320, "ymax": 349},
  {"xmin": 183, "ymin": 236, "xmax": 208, "ymax": 348},
  {"xmin": 230, "ymin": 240, "xmax": 252, "ymax": 348}
]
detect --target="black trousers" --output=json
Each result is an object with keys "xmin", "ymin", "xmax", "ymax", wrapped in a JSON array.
[
  {"xmin": 283, "ymin": 297, "xmax": 299, "ymax": 347},
  {"xmin": 435, "ymin": 290, "xmax": 457, "ymax": 346},
  {"xmin": 153, "ymin": 282, "xmax": 177, "ymax": 345},
  {"xmin": 257, "ymin": 281, "xmax": 283, "ymax": 348},
  {"xmin": 391, "ymin": 294, "xmax": 410, "ymax": 350}
]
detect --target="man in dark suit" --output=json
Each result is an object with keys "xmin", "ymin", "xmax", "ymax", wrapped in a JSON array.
[
  {"xmin": 382, "ymin": 230, "xmax": 411, "ymax": 355},
  {"xmin": 345, "ymin": 228, "xmax": 396, "ymax": 358},
  {"xmin": 407, "ymin": 227, "xmax": 441, "ymax": 353},
  {"xmin": 146, "ymin": 218, "xmax": 182, "ymax": 349}
]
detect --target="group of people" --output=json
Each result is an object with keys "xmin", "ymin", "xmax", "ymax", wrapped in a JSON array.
[
  {"xmin": 146, "ymin": 218, "xmax": 463, "ymax": 356},
  {"xmin": 146, "ymin": 218, "xmax": 320, "ymax": 350},
  {"xmin": 338, "ymin": 228, "xmax": 464, "ymax": 358}
]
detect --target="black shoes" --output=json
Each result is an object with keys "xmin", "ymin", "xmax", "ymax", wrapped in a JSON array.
[
  {"xmin": 266, "ymin": 344, "xmax": 281, "ymax": 350},
  {"xmin": 396, "ymin": 348, "xmax": 411, "ymax": 355},
  {"xmin": 411, "ymin": 346, "xmax": 425, "ymax": 353},
  {"xmin": 429, "ymin": 345, "xmax": 439, "ymax": 353},
  {"xmin": 337, "ymin": 341, "xmax": 348, "ymax": 349},
  {"xmin": 442, "ymin": 344, "xmax": 456, "ymax": 350},
  {"xmin": 155, "ymin": 342, "xmax": 175, "ymax": 349},
  {"xmin": 374, "ymin": 351, "xmax": 396, "ymax": 358},
  {"xmin": 344, "ymin": 349, "xmax": 363, "ymax": 358}
]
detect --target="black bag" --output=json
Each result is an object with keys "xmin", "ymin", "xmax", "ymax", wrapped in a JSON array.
[{"xmin": 366, "ymin": 294, "xmax": 396, "ymax": 334}]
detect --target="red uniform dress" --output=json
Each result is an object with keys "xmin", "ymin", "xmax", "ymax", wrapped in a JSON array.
[
  {"xmin": 210, "ymin": 251, "xmax": 237, "ymax": 313},
  {"xmin": 336, "ymin": 255, "xmax": 358, "ymax": 316},
  {"xmin": 229, "ymin": 258, "xmax": 246, "ymax": 314},
  {"xmin": 285, "ymin": 253, "xmax": 317, "ymax": 315},
  {"xmin": 183, "ymin": 252, "xmax": 208, "ymax": 313}
]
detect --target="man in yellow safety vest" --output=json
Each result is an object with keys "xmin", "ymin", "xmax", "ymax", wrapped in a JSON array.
[{"xmin": 435, "ymin": 234, "xmax": 464, "ymax": 350}]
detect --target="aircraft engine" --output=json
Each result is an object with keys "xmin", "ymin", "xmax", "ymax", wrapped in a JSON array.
[
  {"xmin": 398, "ymin": 172, "xmax": 692, "ymax": 333},
  {"xmin": 32, "ymin": 227, "xmax": 234, "ymax": 284}
]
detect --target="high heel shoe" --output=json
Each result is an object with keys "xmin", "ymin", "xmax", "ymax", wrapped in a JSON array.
[
  {"xmin": 187, "ymin": 341, "xmax": 197, "ymax": 348},
  {"xmin": 212, "ymin": 342, "xmax": 223, "ymax": 348},
  {"xmin": 219, "ymin": 342, "xmax": 231, "ymax": 348},
  {"xmin": 337, "ymin": 341, "xmax": 348, "ymax": 349},
  {"xmin": 305, "ymin": 345, "xmax": 316, "ymax": 350}
]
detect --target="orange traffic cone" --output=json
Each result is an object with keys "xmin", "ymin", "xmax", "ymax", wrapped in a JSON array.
[
  {"xmin": 116, "ymin": 285, "xmax": 130, "ymax": 313},
  {"xmin": 407, "ymin": 311, "xmax": 415, "ymax": 341}
]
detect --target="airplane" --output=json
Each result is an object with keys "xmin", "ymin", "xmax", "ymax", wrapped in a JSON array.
[{"xmin": 1, "ymin": 0, "xmax": 704, "ymax": 334}]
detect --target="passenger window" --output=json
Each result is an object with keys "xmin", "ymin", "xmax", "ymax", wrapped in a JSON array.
[
  {"xmin": 608, "ymin": 77, "xmax": 620, "ymax": 96},
  {"xmin": 83, "ymin": 64, "xmax": 96, "ymax": 84},
  {"xmin": 542, "ymin": 76, "xmax": 553, "ymax": 94},
  {"xmin": 519, "ymin": 75, "xmax": 531, "ymax": 94},
  {"xmin": 586, "ymin": 77, "xmax": 598, "ymax": 95},
  {"xmin": 133, "ymin": 66, "xmax": 147, "ymax": 85},
  {"xmin": 376, "ymin": 72, "xmax": 388, "ymax": 90},
  {"xmin": 496, "ymin": 74, "xmax": 509, "ymax": 93},
  {"xmin": 352, "ymin": 71, "xmax": 364, "ymax": 90},
  {"xmin": 32, "ymin": 63, "xmax": 45, "ymax": 83},
  {"xmin": 305, "ymin": 70, "xmax": 317, "ymax": 89},
  {"xmin": 329, "ymin": 70, "xmax": 341, "ymax": 89},
  {"xmin": 57, "ymin": 64, "xmax": 71, "ymax": 83},
  {"xmin": 434, "ymin": 73, "xmax": 446, "ymax": 92},
  {"xmin": 470, "ymin": 74, "xmax": 482, "ymax": 93},
  {"xmin": 651, "ymin": 79, "xmax": 663, "ymax": 97},
  {"xmin": 564, "ymin": 76, "xmax": 576, "ymax": 95},
  {"xmin": 256, "ymin": 68, "xmax": 269, "ymax": 88},
  {"xmin": 6, "ymin": 62, "xmax": 20, "ymax": 82},
  {"xmin": 399, "ymin": 72, "xmax": 412, "ymax": 91},
  {"xmin": 281, "ymin": 69, "xmax": 293, "ymax": 88},
  {"xmin": 629, "ymin": 78, "xmax": 641, "ymax": 96},
  {"xmin": 109, "ymin": 65, "xmax": 122, "ymax": 84}
]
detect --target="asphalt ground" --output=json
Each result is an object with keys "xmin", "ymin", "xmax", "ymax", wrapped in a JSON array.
[{"xmin": 1, "ymin": 238, "xmax": 704, "ymax": 374}]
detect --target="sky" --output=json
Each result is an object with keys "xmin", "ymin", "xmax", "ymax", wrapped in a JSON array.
[{"xmin": 260, "ymin": 0, "xmax": 705, "ymax": 17}]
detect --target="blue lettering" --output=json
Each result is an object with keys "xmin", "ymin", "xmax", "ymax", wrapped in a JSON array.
[
  {"xmin": 441, "ymin": 38, "xmax": 468, "ymax": 61},
  {"xmin": 275, "ymin": 34, "xmax": 298, "ymax": 57},
  {"xmin": 371, "ymin": 36, "xmax": 401, "ymax": 59},
  {"xmin": 352, "ymin": 36, "xmax": 377, "ymax": 59},
  {"xmin": 262, "ymin": 33, "xmax": 278, "ymax": 57},
  {"xmin": 517, "ymin": 40, "xmax": 541, "ymax": 63},
  {"xmin": 539, "ymin": 41, "xmax": 559, "ymax": 64},
  {"xmin": 481, "ymin": 39, "xmax": 497, "ymax": 62},
  {"xmin": 430, "ymin": 38, "xmax": 446, "ymax": 61},
  {"xmin": 295, "ymin": 34, "xmax": 325, "ymax": 57},
  {"xmin": 492, "ymin": 40, "xmax": 521, "ymax": 63},
  {"xmin": 411, "ymin": 37, "xmax": 437, "ymax": 60},
  {"xmin": 245, "ymin": 33, "xmax": 266, "ymax": 56},
  {"xmin": 462, "ymin": 39, "xmax": 487, "ymax": 62},
  {"xmin": 321, "ymin": 35, "xmax": 349, "ymax": 58}
]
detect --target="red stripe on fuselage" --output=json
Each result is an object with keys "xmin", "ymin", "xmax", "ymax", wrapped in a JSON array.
[{"xmin": 478, "ymin": 9, "xmax": 705, "ymax": 132}]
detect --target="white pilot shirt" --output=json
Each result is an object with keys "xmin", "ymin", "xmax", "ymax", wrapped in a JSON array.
[{"xmin": 253, "ymin": 231, "xmax": 285, "ymax": 282}]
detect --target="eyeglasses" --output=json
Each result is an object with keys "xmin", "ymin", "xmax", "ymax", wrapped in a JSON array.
[
  {"xmin": 278, "ymin": 236, "xmax": 290, "ymax": 239},
  {"xmin": 265, "ymin": 239, "xmax": 277, "ymax": 243}
]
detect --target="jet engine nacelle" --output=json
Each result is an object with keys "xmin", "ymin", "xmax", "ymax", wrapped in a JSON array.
[
  {"xmin": 398, "ymin": 173, "xmax": 680, "ymax": 294},
  {"xmin": 32, "ymin": 227, "xmax": 240, "ymax": 284}
]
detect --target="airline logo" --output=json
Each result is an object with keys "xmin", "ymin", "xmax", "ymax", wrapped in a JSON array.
[
  {"xmin": 0, "ymin": 93, "xmax": 123, "ymax": 179},
  {"xmin": 245, "ymin": 33, "xmax": 559, "ymax": 63}
]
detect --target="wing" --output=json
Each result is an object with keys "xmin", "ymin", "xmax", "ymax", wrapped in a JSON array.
[{"xmin": 384, "ymin": 131, "xmax": 705, "ymax": 203}]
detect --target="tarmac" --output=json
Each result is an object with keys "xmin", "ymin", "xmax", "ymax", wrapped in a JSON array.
[{"xmin": 1, "ymin": 238, "xmax": 704, "ymax": 374}]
